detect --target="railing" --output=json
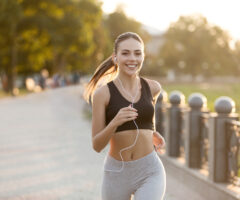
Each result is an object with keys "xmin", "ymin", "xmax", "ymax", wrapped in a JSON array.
[
  {"xmin": 156, "ymin": 92, "xmax": 240, "ymax": 187},
  {"xmin": 226, "ymin": 119, "xmax": 240, "ymax": 186},
  {"xmin": 199, "ymin": 113, "xmax": 209, "ymax": 171},
  {"xmin": 179, "ymin": 109, "xmax": 186, "ymax": 158}
]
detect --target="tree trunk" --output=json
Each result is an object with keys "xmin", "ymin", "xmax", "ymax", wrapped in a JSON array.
[{"xmin": 6, "ymin": 36, "xmax": 18, "ymax": 95}]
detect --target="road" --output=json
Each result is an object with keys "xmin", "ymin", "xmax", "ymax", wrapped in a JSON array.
[{"xmin": 0, "ymin": 85, "xmax": 203, "ymax": 200}]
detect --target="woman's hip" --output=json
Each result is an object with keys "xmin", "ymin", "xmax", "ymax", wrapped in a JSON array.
[{"xmin": 103, "ymin": 150, "xmax": 165, "ymax": 175}]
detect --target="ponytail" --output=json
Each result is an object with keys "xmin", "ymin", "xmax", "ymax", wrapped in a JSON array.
[{"xmin": 84, "ymin": 56, "xmax": 117, "ymax": 103}]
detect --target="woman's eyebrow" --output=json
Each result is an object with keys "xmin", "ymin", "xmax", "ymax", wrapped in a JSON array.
[{"xmin": 121, "ymin": 49, "xmax": 142, "ymax": 52}]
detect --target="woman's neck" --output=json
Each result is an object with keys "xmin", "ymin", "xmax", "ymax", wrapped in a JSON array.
[{"xmin": 116, "ymin": 74, "xmax": 139, "ymax": 91}]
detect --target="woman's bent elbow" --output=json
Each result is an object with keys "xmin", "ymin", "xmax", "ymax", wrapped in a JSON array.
[{"xmin": 92, "ymin": 142, "xmax": 102, "ymax": 153}]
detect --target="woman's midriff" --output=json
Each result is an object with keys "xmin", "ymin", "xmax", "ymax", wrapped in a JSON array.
[{"xmin": 109, "ymin": 129, "xmax": 154, "ymax": 161}]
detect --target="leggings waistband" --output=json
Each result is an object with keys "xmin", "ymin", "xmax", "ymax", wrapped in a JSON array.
[{"xmin": 104, "ymin": 150, "xmax": 157, "ymax": 169}]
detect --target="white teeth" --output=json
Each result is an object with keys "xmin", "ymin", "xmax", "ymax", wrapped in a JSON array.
[{"xmin": 127, "ymin": 65, "xmax": 137, "ymax": 68}]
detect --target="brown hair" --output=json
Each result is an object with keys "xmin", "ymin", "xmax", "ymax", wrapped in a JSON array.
[{"xmin": 84, "ymin": 32, "xmax": 144, "ymax": 103}]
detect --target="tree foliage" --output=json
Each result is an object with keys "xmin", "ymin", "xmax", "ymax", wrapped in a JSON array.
[
  {"xmin": 3, "ymin": 3, "xmax": 239, "ymax": 94},
  {"xmin": 154, "ymin": 14, "xmax": 240, "ymax": 77},
  {"xmin": 0, "ymin": 0, "xmax": 106, "ymax": 93},
  {"xmin": 0, "ymin": 0, "xmax": 23, "ymax": 93}
]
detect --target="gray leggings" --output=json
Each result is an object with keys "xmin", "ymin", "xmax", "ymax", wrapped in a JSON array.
[{"xmin": 102, "ymin": 151, "xmax": 166, "ymax": 200}]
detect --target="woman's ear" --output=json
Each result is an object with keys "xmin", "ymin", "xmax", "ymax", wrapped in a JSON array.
[{"xmin": 112, "ymin": 54, "xmax": 117, "ymax": 64}]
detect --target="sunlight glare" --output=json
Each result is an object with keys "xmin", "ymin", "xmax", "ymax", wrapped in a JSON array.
[{"xmin": 101, "ymin": 0, "xmax": 240, "ymax": 40}]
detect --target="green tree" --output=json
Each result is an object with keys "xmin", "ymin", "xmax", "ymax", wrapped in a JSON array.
[
  {"xmin": 156, "ymin": 14, "xmax": 237, "ymax": 77},
  {"xmin": 19, "ymin": 0, "xmax": 104, "ymax": 74},
  {"xmin": 0, "ymin": 0, "xmax": 23, "ymax": 94},
  {"xmin": 0, "ymin": 0, "xmax": 105, "ymax": 93},
  {"xmin": 61, "ymin": 0, "xmax": 108, "ymax": 74}
]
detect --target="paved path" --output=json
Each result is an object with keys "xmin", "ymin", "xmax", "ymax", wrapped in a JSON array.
[{"xmin": 0, "ymin": 85, "xmax": 204, "ymax": 200}]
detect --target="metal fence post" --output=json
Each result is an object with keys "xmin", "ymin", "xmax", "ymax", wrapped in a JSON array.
[
  {"xmin": 185, "ymin": 93, "xmax": 208, "ymax": 168},
  {"xmin": 155, "ymin": 90, "xmax": 168, "ymax": 138},
  {"xmin": 166, "ymin": 91, "xmax": 185, "ymax": 157},
  {"xmin": 208, "ymin": 96, "xmax": 239, "ymax": 182}
]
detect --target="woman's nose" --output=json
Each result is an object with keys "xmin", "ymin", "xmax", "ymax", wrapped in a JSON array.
[{"xmin": 129, "ymin": 53, "xmax": 137, "ymax": 61}]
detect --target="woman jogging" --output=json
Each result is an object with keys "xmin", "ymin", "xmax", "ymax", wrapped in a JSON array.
[{"xmin": 84, "ymin": 32, "xmax": 166, "ymax": 200}]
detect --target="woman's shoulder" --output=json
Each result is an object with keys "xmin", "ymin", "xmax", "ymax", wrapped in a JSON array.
[
  {"xmin": 92, "ymin": 84, "xmax": 110, "ymax": 105},
  {"xmin": 142, "ymin": 77, "xmax": 161, "ymax": 97}
]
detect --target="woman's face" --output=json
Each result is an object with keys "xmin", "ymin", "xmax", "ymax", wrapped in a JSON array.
[{"xmin": 115, "ymin": 38, "xmax": 144, "ymax": 76}]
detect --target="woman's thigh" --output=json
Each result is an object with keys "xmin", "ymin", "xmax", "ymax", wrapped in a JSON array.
[
  {"xmin": 101, "ymin": 171, "xmax": 132, "ymax": 200},
  {"xmin": 134, "ymin": 171, "xmax": 166, "ymax": 200},
  {"xmin": 133, "ymin": 154, "xmax": 166, "ymax": 200}
]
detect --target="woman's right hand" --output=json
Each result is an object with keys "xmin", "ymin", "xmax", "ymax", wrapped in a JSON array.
[{"xmin": 111, "ymin": 105, "xmax": 138, "ymax": 127}]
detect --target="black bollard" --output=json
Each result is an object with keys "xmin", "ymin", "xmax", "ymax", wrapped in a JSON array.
[
  {"xmin": 166, "ymin": 91, "xmax": 185, "ymax": 157},
  {"xmin": 185, "ymin": 93, "xmax": 208, "ymax": 168},
  {"xmin": 208, "ymin": 96, "xmax": 239, "ymax": 182}
]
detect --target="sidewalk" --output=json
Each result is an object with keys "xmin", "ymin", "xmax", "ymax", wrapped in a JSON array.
[{"xmin": 0, "ymin": 85, "xmax": 203, "ymax": 200}]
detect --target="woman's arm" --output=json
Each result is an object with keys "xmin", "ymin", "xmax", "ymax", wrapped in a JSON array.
[
  {"xmin": 91, "ymin": 85, "xmax": 138, "ymax": 153},
  {"xmin": 145, "ymin": 78, "xmax": 165, "ymax": 152},
  {"xmin": 145, "ymin": 78, "xmax": 162, "ymax": 129},
  {"xmin": 145, "ymin": 78, "xmax": 162, "ymax": 104},
  {"xmin": 91, "ymin": 86, "xmax": 115, "ymax": 152},
  {"xmin": 153, "ymin": 131, "xmax": 165, "ymax": 147}
]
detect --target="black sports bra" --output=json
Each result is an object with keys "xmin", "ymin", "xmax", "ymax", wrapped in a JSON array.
[{"xmin": 105, "ymin": 77, "xmax": 155, "ymax": 132}]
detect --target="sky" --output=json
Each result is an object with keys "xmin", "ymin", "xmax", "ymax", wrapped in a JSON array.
[{"xmin": 101, "ymin": 0, "xmax": 240, "ymax": 41}]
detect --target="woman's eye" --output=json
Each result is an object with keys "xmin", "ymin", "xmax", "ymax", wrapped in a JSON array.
[{"xmin": 121, "ymin": 52, "xmax": 142, "ymax": 56}]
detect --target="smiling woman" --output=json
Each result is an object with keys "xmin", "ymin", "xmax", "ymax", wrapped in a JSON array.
[
  {"xmin": 84, "ymin": 32, "xmax": 166, "ymax": 200},
  {"xmin": 114, "ymin": 38, "xmax": 144, "ymax": 76}
]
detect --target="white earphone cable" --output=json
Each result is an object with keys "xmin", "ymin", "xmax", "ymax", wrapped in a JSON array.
[{"xmin": 105, "ymin": 77, "xmax": 140, "ymax": 173}]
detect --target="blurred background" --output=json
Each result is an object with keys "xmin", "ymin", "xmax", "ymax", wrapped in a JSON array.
[
  {"xmin": 0, "ymin": 0, "xmax": 240, "ymax": 112},
  {"xmin": 0, "ymin": 1, "xmax": 240, "ymax": 199}
]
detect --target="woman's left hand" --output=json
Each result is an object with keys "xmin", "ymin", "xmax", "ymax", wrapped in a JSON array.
[{"xmin": 153, "ymin": 131, "xmax": 165, "ymax": 153}]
